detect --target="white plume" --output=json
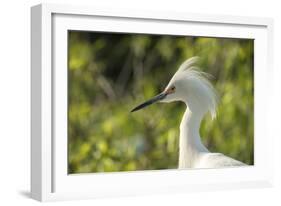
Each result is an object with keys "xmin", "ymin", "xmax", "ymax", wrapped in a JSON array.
[{"xmin": 174, "ymin": 57, "xmax": 219, "ymax": 119}]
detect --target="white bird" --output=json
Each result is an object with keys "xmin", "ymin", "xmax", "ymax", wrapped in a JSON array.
[{"xmin": 131, "ymin": 57, "xmax": 246, "ymax": 169}]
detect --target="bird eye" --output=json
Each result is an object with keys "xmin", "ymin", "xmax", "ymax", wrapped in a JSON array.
[{"xmin": 166, "ymin": 86, "xmax": 176, "ymax": 94}]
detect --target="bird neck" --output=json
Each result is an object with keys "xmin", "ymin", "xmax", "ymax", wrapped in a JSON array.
[{"xmin": 178, "ymin": 107, "xmax": 209, "ymax": 168}]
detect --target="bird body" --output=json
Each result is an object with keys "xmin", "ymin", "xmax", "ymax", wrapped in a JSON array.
[
  {"xmin": 178, "ymin": 91, "xmax": 245, "ymax": 169},
  {"xmin": 131, "ymin": 57, "xmax": 246, "ymax": 169}
]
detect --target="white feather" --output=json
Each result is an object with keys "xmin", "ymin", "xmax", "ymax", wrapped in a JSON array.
[
  {"xmin": 168, "ymin": 57, "xmax": 218, "ymax": 119},
  {"xmin": 195, "ymin": 153, "xmax": 246, "ymax": 168},
  {"xmin": 173, "ymin": 57, "xmax": 246, "ymax": 169}
]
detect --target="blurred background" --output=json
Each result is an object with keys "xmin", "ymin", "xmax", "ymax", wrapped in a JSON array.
[{"xmin": 68, "ymin": 31, "xmax": 254, "ymax": 174}]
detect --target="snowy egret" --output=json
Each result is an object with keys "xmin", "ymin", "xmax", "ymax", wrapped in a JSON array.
[{"xmin": 131, "ymin": 57, "xmax": 246, "ymax": 168}]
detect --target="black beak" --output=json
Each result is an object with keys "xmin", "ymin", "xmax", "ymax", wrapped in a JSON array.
[{"xmin": 131, "ymin": 92, "xmax": 167, "ymax": 112}]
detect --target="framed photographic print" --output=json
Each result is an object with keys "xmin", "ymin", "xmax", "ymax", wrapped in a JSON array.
[{"xmin": 31, "ymin": 3, "xmax": 274, "ymax": 201}]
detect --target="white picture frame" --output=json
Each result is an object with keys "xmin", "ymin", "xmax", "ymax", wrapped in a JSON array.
[{"xmin": 31, "ymin": 3, "xmax": 274, "ymax": 202}]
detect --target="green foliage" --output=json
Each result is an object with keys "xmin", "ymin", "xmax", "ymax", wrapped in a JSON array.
[{"xmin": 68, "ymin": 31, "xmax": 254, "ymax": 173}]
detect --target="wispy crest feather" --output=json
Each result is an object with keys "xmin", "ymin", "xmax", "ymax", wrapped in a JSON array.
[
  {"xmin": 177, "ymin": 56, "xmax": 200, "ymax": 74},
  {"xmin": 175, "ymin": 57, "xmax": 219, "ymax": 119}
]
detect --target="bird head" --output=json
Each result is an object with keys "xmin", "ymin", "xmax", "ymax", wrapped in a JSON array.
[{"xmin": 131, "ymin": 57, "xmax": 218, "ymax": 119}]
